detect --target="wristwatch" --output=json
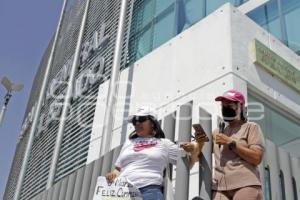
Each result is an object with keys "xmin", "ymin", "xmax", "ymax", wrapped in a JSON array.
[{"xmin": 228, "ymin": 140, "xmax": 237, "ymax": 151}]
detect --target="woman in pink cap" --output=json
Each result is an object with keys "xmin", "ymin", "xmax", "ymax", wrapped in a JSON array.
[
  {"xmin": 105, "ymin": 106, "xmax": 207, "ymax": 200},
  {"xmin": 213, "ymin": 89, "xmax": 265, "ymax": 200}
]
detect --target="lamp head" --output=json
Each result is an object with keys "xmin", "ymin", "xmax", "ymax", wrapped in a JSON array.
[
  {"xmin": 12, "ymin": 84, "xmax": 24, "ymax": 92},
  {"xmin": 1, "ymin": 76, "xmax": 24, "ymax": 92}
]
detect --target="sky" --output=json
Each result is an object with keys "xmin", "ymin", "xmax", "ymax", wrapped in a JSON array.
[{"xmin": 0, "ymin": 0, "xmax": 62, "ymax": 197}]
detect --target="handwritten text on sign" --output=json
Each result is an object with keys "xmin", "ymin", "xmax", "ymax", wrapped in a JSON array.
[{"xmin": 93, "ymin": 176, "xmax": 142, "ymax": 200}]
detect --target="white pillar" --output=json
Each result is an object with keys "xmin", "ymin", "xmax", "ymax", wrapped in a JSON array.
[{"xmin": 100, "ymin": 0, "xmax": 129, "ymax": 156}]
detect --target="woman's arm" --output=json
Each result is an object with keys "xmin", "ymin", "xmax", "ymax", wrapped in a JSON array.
[
  {"xmin": 215, "ymin": 133, "xmax": 263, "ymax": 166},
  {"xmin": 105, "ymin": 167, "xmax": 121, "ymax": 183},
  {"xmin": 181, "ymin": 139, "xmax": 205, "ymax": 169},
  {"xmin": 232, "ymin": 144, "xmax": 263, "ymax": 166},
  {"xmin": 189, "ymin": 142, "xmax": 204, "ymax": 168}
]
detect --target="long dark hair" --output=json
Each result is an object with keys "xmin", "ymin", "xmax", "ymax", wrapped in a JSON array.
[
  {"xmin": 129, "ymin": 116, "xmax": 165, "ymax": 139},
  {"xmin": 240, "ymin": 106, "xmax": 248, "ymax": 122}
]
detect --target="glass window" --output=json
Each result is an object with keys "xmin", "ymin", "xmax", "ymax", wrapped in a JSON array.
[
  {"xmin": 247, "ymin": 0, "xmax": 300, "ymax": 55},
  {"xmin": 136, "ymin": 26, "xmax": 153, "ymax": 59},
  {"xmin": 248, "ymin": 94, "xmax": 300, "ymax": 157},
  {"xmin": 247, "ymin": 0, "xmax": 282, "ymax": 40},
  {"xmin": 268, "ymin": 109, "xmax": 300, "ymax": 146},
  {"xmin": 155, "ymin": 0, "xmax": 175, "ymax": 15},
  {"xmin": 207, "ymin": 0, "xmax": 243, "ymax": 14},
  {"xmin": 141, "ymin": 0, "xmax": 155, "ymax": 27},
  {"xmin": 129, "ymin": 0, "xmax": 248, "ymax": 63},
  {"xmin": 153, "ymin": 5, "xmax": 176, "ymax": 49},
  {"xmin": 179, "ymin": 0, "xmax": 206, "ymax": 32},
  {"xmin": 282, "ymin": 0, "xmax": 300, "ymax": 54}
]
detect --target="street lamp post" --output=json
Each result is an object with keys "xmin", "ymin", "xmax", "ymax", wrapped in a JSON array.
[{"xmin": 0, "ymin": 76, "xmax": 24, "ymax": 127}]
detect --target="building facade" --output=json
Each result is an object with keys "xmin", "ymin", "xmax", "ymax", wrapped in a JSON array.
[{"xmin": 4, "ymin": 0, "xmax": 300, "ymax": 200}]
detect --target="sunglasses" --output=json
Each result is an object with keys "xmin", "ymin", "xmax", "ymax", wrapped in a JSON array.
[{"xmin": 131, "ymin": 116, "xmax": 149, "ymax": 125}]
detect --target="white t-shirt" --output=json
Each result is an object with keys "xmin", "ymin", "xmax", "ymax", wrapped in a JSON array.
[{"xmin": 115, "ymin": 137, "xmax": 179, "ymax": 189}]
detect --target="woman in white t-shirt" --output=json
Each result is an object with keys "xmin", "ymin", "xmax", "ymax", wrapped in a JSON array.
[{"xmin": 106, "ymin": 106, "xmax": 206, "ymax": 200}]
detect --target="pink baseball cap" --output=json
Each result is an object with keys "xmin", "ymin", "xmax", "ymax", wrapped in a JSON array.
[{"xmin": 215, "ymin": 89, "xmax": 245, "ymax": 105}]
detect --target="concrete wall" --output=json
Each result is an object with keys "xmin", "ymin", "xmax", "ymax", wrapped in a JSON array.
[{"xmin": 88, "ymin": 3, "xmax": 300, "ymax": 161}]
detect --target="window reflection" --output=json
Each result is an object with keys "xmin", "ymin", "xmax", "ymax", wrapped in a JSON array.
[
  {"xmin": 247, "ymin": 0, "xmax": 282, "ymax": 40},
  {"xmin": 141, "ymin": 0, "xmax": 155, "ymax": 27},
  {"xmin": 248, "ymin": 94, "xmax": 300, "ymax": 157},
  {"xmin": 155, "ymin": 0, "xmax": 175, "ymax": 15},
  {"xmin": 282, "ymin": 0, "xmax": 300, "ymax": 54},
  {"xmin": 153, "ymin": 5, "xmax": 176, "ymax": 49},
  {"xmin": 128, "ymin": 0, "xmax": 300, "ymax": 63},
  {"xmin": 247, "ymin": 0, "xmax": 300, "ymax": 55},
  {"xmin": 207, "ymin": 0, "xmax": 243, "ymax": 14},
  {"xmin": 135, "ymin": 24, "xmax": 153, "ymax": 60},
  {"xmin": 128, "ymin": 0, "xmax": 245, "ymax": 63},
  {"xmin": 179, "ymin": 0, "xmax": 206, "ymax": 32}
]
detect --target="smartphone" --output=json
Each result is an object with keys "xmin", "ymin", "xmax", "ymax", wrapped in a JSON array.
[{"xmin": 192, "ymin": 124, "xmax": 209, "ymax": 142}]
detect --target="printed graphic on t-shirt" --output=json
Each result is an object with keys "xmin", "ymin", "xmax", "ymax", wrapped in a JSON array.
[{"xmin": 133, "ymin": 139, "xmax": 157, "ymax": 152}]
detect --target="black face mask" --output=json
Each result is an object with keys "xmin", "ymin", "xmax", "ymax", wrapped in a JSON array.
[{"xmin": 222, "ymin": 106, "xmax": 237, "ymax": 122}]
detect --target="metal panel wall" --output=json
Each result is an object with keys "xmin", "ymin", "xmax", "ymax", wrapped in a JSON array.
[
  {"xmin": 291, "ymin": 157, "xmax": 300, "ymax": 199},
  {"xmin": 163, "ymin": 112, "xmax": 176, "ymax": 200},
  {"xmin": 64, "ymin": 172, "xmax": 76, "ymax": 200},
  {"xmin": 278, "ymin": 148, "xmax": 294, "ymax": 200},
  {"xmin": 175, "ymin": 102, "xmax": 193, "ymax": 200},
  {"xmin": 88, "ymin": 159, "xmax": 102, "ymax": 200},
  {"xmin": 44, "ymin": 0, "xmax": 87, "ymax": 185},
  {"xmin": 163, "ymin": 113, "xmax": 176, "ymax": 141},
  {"xmin": 112, "ymin": 145, "xmax": 123, "ymax": 169},
  {"xmin": 58, "ymin": 177, "xmax": 69, "ymax": 200},
  {"xmin": 41, "ymin": 190, "xmax": 48, "ymax": 200},
  {"xmin": 3, "ymin": 129, "xmax": 30, "ymax": 200},
  {"xmin": 52, "ymin": 180, "xmax": 62, "ymax": 200},
  {"xmin": 258, "ymin": 160, "xmax": 265, "ymax": 198},
  {"xmin": 100, "ymin": 150, "xmax": 114, "ymax": 176},
  {"xmin": 31, "ymin": 195, "xmax": 38, "ymax": 200},
  {"xmin": 30, "ymin": 196, "xmax": 36, "ymax": 200},
  {"xmin": 72, "ymin": 167, "xmax": 85, "ymax": 200},
  {"xmin": 265, "ymin": 140, "xmax": 282, "ymax": 200},
  {"xmin": 35, "ymin": 192, "xmax": 43, "ymax": 200},
  {"xmin": 54, "ymin": 0, "xmax": 133, "ymax": 184},
  {"xmin": 46, "ymin": 187, "xmax": 54, "ymax": 200},
  {"xmin": 79, "ymin": 162, "xmax": 94, "ymax": 200},
  {"xmin": 22, "ymin": 38, "xmax": 54, "ymax": 123},
  {"xmin": 198, "ymin": 107, "xmax": 212, "ymax": 200},
  {"xmin": 19, "ymin": 1, "xmax": 87, "ymax": 198},
  {"xmin": 48, "ymin": 0, "xmax": 85, "ymax": 82}
]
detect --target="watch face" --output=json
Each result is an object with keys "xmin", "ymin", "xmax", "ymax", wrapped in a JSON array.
[{"xmin": 229, "ymin": 141, "xmax": 236, "ymax": 150}]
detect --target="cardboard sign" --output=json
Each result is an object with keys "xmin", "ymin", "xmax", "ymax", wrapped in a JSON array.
[{"xmin": 93, "ymin": 176, "xmax": 142, "ymax": 200}]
